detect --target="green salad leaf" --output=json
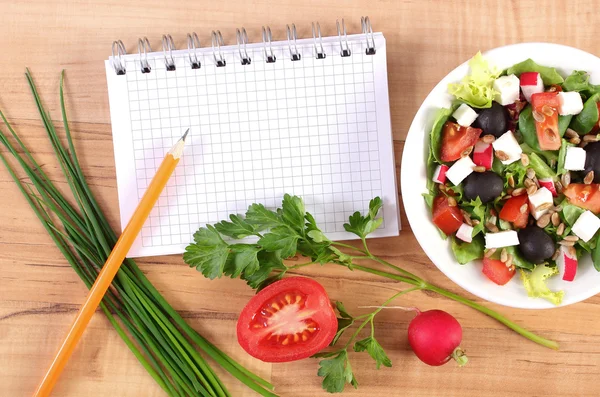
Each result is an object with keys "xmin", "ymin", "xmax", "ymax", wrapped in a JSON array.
[
  {"xmin": 557, "ymin": 139, "xmax": 574, "ymax": 175},
  {"xmin": 451, "ymin": 235, "xmax": 485, "ymax": 264},
  {"xmin": 448, "ymin": 52, "xmax": 501, "ymax": 108},
  {"xmin": 506, "ymin": 59, "xmax": 564, "ymax": 85},
  {"xmin": 570, "ymin": 93, "xmax": 600, "ymax": 135},
  {"xmin": 528, "ymin": 152, "xmax": 555, "ymax": 179},
  {"xmin": 429, "ymin": 107, "xmax": 453, "ymax": 166},
  {"xmin": 563, "ymin": 70, "xmax": 600, "ymax": 99},
  {"xmin": 505, "ymin": 246, "xmax": 534, "ymax": 270},
  {"xmin": 562, "ymin": 202, "xmax": 586, "ymax": 226},
  {"xmin": 593, "ymin": 235, "xmax": 600, "ymax": 272},
  {"xmin": 519, "ymin": 105, "xmax": 572, "ymax": 152},
  {"xmin": 460, "ymin": 197, "xmax": 485, "ymax": 236},
  {"xmin": 520, "ymin": 265, "xmax": 564, "ymax": 305}
]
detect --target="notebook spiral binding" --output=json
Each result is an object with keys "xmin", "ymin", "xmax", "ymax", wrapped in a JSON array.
[{"xmin": 110, "ymin": 16, "xmax": 376, "ymax": 75}]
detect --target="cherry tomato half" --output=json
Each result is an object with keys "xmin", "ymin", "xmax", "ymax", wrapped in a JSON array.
[
  {"xmin": 499, "ymin": 195, "xmax": 530, "ymax": 229},
  {"xmin": 482, "ymin": 258, "xmax": 516, "ymax": 286},
  {"xmin": 563, "ymin": 183, "xmax": 600, "ymax": 214},
  {"xmin": 432, "ymin": 194, "xmax": 463, "ymax": 235},
  {"xmin": 440, "ymin": 121, "xmax": 482, "ymax": 162},
  {"xmin": 531, "ymin": 92, "xmax": 561, "ymax": 151},
  {"xmin": 237, "ymin": 277, "xmax": 337, "ymax": 363}
]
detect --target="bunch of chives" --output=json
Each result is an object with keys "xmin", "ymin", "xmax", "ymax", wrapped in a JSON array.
[{"xmin": 0, "ymin": 70, "xmax": 277, "ymax": 397}]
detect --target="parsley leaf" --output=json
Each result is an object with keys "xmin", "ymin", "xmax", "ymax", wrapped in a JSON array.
[
  {"xmin": 258, "ymin": 226, "xmax": 299, "ymax": 258},
  {"xmin": 246, "ymin": 203, "xmax": 283, "ymax": 228},
  {"xmin": 353, "ymin": 336, "xmax": 392, "ymax": 369},
  {"xmin": 215, "ymin": 214, "xmax": 263, "ymax": 238},
  {"xmin": 331, "ymin": 302, "xmax": 355, "ymax": 346},
  {"xmin": 224, "ymin": 244, "xmax": 261, "ymax": 278},
  {"xmin": 343, "ymin": 197, "xmax": 383, "ymax": 238},
  {"xmin": 281, "ymin": 193, "xmax": 306, "ymax": 233},
  {"xmin": 243, "ymin": 250, "xmax": 286, "ymax": 290},
  {"xmin": 330, "ymin": 246, "xmax": 353, "ymax": 266},
  {"xmin": 317, "ymin": 349, "xmax": 358, "ymax": 393},
  {"xmin": 335, "ymin": 301, "xmax": 353, "ymax": 319},
  {"xmin": 183, "ymin": 226, "xmax": 229, "ymax": 279}
]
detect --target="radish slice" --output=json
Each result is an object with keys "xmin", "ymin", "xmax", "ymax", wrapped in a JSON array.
[
  {"xmin": 556, "ymin": 246, "xmax": 577, "ymax": 282},
  {"xmin": 472, "ymin": 141, "xmax": 493, "ymax": 170},
  {"xmin": 538, "ymin": 178, "xmax": 557, "ymax": 197},
  {"xmin": 433, "ymin": 164, "xmax": 449, "ymax": 184},
  {"xmin": 519, "ymin": 72, "xmax": 544, "ymax": 103}
]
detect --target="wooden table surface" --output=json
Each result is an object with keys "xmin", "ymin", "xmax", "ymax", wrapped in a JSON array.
[{"xmin": 2, "ymin": 0, "xmax": 600, "ymax": 396}]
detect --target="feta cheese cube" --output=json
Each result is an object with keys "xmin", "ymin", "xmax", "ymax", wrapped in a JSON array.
[
  {"xmin": 445, "ymin": 156, "xmax": 476, "ymax": 185},
  {"xmin": 452, "ymin": 104, "xmax": 479, "ymax": 127},
  {"xmin": 528, "ymin": 187, "xmax": 553, "ymax": 220},
  {"xmin": 456, "ymin": 223, "xmax": 474, "ymax": 243},
  {"xmin": 564, "ymin": 147, "xmax": 586, "ymax": 171},
  {"xmin": 485, "ymin": 230, "xmax": 520, "ymax": 249},
  {"xmin": 493, "ymin": 74, "xmax": 520, "ymax": 106},
  {"xmin": 519, "ymin": 72, "xmax": 544, "ymax": 103},
  {"xmin": 572, "ymin": 210, "xmax": 600, "ymax": 242},
  {"xmin": 558, "ymin": 91, "xmax": 584, "ymax": 116},
  {"xmin": 492, "ymin": 131, "xmax": 522, "ymax": 165}
]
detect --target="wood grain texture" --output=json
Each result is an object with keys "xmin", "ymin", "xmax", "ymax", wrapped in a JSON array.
[{"xmin": 1, "ymin": 0, "xmax": 600, "ymax": 396}]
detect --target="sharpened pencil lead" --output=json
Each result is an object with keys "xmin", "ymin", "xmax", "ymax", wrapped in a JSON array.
[{"xmin": 181, "ymin": 128, "xmax": 189, "ymax": 142}]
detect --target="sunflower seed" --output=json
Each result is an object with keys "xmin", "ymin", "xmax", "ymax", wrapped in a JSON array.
[
  {"xmin": 486, "ymin": 222, "xmax": 500, "ymax": 233},
  {"xmin": 520, "ymin": 153, "xmax": 530, "ymax": 166},
  {"xmin": 563, "ymin": 235, "xmax": 579, "ymax": 242},
  {"xmin": 557, "ymin": 223, "xmax": 565, "ymax": 236},
  {"xmin": 565, "ymin": 128, "xmax": 578, "ymax": 139},
  {"xmin": 484, "ymin": 248, "xmax": 497, "ymax": 258},
  {"xmin": 546, "ymin": 128, "xmax": 559, "ymax": 142},
  {"xmin": 526, "ymin": 184, "xmax": 538, "ymax": 195},
  {"xmin": 536, "ymin": 213, "xmax": 551, "ymax": 228},
  {"xmin": 551, "ymin": 249, "xmax": 560, "ymax": 261},
  {"xmin": 461, "ymin": 210, "xmax": 472, "ymax": 226},
  {"xmin": 526, "ymin": 168, "xmax": 536, "ymax": 179},
  {"xmin": 536, "ymin": 202, "xmax": 553, "ymax": 212},
  {"xmin": 583, "ymin": 134, "xmax": 599, "ymax": 142},
  {"xmin": 551, "ymin": 212, "xmax": 561, "ymax": 226},
  {"xmin": 569, "ymin": 136, "xmax": 581, "ymax": 145},
  {"xmin": 512, "ymin": 187, "xmax": 526, "ymax": 196},
  {"xmin": 561, "ymin": 172, "xmax": 571, "ymax": 188},
  {"xmin": 461, "ymin": 146, "xmax": 474, "ymax": 157},
  {"xmin": 532, "ymin": 110, "xmax": 545, "ymax": 122},
  {"xmin": 524, "ymin": 178, "xmax": 534, "ymax": 188},
  {"xmin": 471, "ymin": 219, "xmax": 480, "ymax": 225},
  {"xmin": 554, "ymin": 205, "xmax": 562, "ymax": 212},
  {"xmin": 541, "ymin": 105, "xmax": 555, "ymax": 117},
  {"xmin": 584, "ymin": 171, "xmax": 595, "ymax": 185},
  {"xmin": 533, "ymin": 176, "xmax": 540, "ymax": 187},
  {"xmin": 474, "ymin": 166, "xmax": 486, "ymax": 173},
  {"xmin": 568, "ymin": 246, "xmax": 577, "ymax": 258},
  {"xmin": 520, "ymin": 204, "xmax": 529, "ymax": 214},
  {"xmin": 555, "ymin": 180, "xmax": 564, "ymax": 194},
  {"xmin": 559, "ymin": 239, "xmax": 575, "ymax": 247},
  {"xmin": 505, "ymin": 254, "xmax": 513, "ymax": 268},
  {"xmin": 508, "ymin": 175, "xmax": 515, "ymax": 187},
  {"xmin": 482, "ymin": 134, "xmax": 496, "ymax": 144},
  {"xmin": 447, "ymin": 196, "xmax": 457, "ymax": 207},
  {"xmin": 500, "ymin": 248, "xmax": 508, "ymax": 262},
  {"xmin": 495, "ymin": 150, "xmax": 509, "ymax": 161}
]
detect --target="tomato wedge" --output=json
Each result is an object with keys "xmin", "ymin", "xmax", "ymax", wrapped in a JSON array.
[
  {"xmin": 531, "ymin": 92, "xmax": 561, "ymax": 150},
  {"xmin": 482, "ymin": 258, "xmax": 516, "ymax": 286},
  {"xmin": 432, "ymin": 194, "xmax": 463, "ymax": 235},
  {"xmin": 499, "ymin": 195, "xmax": 530, "ymax": 229},
  {"xmin": 440, "ymin": 121, "xmax": 482, "ymax": 162},
  {"xmin": 237, "ymin": 277, "xmax": 337, "ymax": 363},
  {"xmin": 563, "ymin": 183, "xmax": 600, "ymax": 214}
]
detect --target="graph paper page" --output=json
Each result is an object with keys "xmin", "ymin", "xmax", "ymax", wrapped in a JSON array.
[{"xmin": 105, "ymin": 33, "xmax": 399, "ymax": 257}]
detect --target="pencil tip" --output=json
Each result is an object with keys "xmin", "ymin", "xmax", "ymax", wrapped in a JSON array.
[{"xmin": 181, "ymin": 128, "xmax": 189, "ymax": 142}]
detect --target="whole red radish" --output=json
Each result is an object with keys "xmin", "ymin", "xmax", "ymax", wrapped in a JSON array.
[{"xmin": 407, "ymin": 309, "xmax": 468, "ymax": 366}]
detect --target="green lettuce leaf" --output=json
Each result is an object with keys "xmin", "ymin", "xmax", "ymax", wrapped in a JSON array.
[
  {"xmin": 448, "ymin": 52, "xmax": 501, "ymax": 108},
  {"xmin": 451, "ymin": 235, "xmax": 485, "ymax": 264},
  {"xmin": 520, "ymin": 265, "xmax": 564, "ymax": 305},
  {"xmin": 528, "ymin": 152, "xmax": 555, "ymax": 179},
  {"xmin": 562, "ymin": 70, "xmax": 600, "ymax": 99},
  {"xmin": 562, "ymin": 202, "xmax": 585, "ymax": 226},
  {"xmin": 505, "ymin": 246, "xmax": 534, "ymax": 270},
  {"xmin": 593, "ymin": 235, "xmax": 600, "ymax": 272},
  {"xmin": 506, "ymin": 59, "xmax": 564, "ymax": 85},
  {"xmin": 570, "ymin": 93, "xmax": 600, "ymax": 135},
  {"xmin": 557, "ymin": 139, "xmax": 574, "ymax": 175},
  {"xmin": 429, "ymin": 107, "xmax": 453, "ymax": 166}
]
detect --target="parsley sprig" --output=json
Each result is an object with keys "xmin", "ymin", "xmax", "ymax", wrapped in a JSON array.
[{"xmin": 184, "ymin": 194, "xmax": 559, "ymax": 393}]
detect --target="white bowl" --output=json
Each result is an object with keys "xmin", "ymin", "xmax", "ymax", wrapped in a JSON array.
[{"xmin": 402, "ymin": 43, "xmax": 600, "ymax": 309}]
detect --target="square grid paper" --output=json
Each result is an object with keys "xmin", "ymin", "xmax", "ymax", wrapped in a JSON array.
[{"xmin": 105, "ymin": 33, "xmax": 399, "ymax": 257}]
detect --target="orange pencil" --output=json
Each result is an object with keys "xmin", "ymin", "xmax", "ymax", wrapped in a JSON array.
[{"xmin": 33, "ymin": 129, "xmax": 189, "ymax": 397}]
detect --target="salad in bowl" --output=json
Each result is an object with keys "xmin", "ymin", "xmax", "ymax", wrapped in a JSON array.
[{"xmin": 404, "ymin": 43, "xmax": 600, "ymax": 308}]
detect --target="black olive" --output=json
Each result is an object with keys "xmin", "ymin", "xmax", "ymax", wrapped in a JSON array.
[
  {"xmin": 473, "ymin": 102, "xmax": 509, "ymax": 138},
  {"xmin": 584, "ymin": 142, "xmax": 600, "ymax": 183},
  {"xmin": 517, "ymin": 226, "xmax": 555, "ymax": 264},
  {"xmin": 463, "ymin": 171, "xmax": 503, "ymax": 203}
]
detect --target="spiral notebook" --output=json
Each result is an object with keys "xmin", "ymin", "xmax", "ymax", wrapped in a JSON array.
[{"xmin": 105, "ymin": 19, "xmax": 400, "ymax": 257}]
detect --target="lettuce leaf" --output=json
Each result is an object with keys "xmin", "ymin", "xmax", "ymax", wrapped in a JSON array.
[
  {"xmin": 505, "ymin": 246, "xmax": 534, "ymax": 270},
  {"xmin": 562, "ymin": 70, "xmax": 600, "ymax": 99},
  {"xmin": 448, "ymin": 52, "xmax": 501, "ymax": 108},
  {"xmin": 451, "ymin": 235, "xmax": 485, "ymax": 264},
  {"xmin": 506, "ymin": 59, "xmax": 564, "ymax": 85},
  {"xmin": 557, "ymin": 139, "xmax": 574, "ymax": 175},
  {"xmin": 520, "ymin": 265, "xmax": 564, "ymax": 305},
  {"xmin": 528, "ymin": 152, "xmax": 555, "ymax": 179}
]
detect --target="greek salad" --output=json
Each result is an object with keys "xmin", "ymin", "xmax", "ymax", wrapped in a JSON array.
[{"xmin": 425, "ymin": 53, "xmax": 600, "ymax": 305}]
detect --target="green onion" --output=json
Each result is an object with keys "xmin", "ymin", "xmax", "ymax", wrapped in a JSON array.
[{"xmin": 0, "ymin": 70, "xmax": 277, "ymax": 397}]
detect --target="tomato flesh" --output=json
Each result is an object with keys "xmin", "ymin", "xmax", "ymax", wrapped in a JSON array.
[
  {"xmin": 563, "ymin": 183, "xmax": 600, "ymax": 214},
  {"xmin": 432, "ymin": 194, "xmax": 463, "ymax": 235},
  {"xmin": 237, "ymin": 277, "xmax": 337, "ymax": 363},
  {"xmin": 531, "ymin": 92, "xmax": 561, "ymax": 150},
  {"xmin": 482, "ymin": 258, "xmax": 516, "ymax": 286},
  {"xmin": 499, "ymin": 195, "xmax": 529, "ymax": 229},
  {"xmin": 440, "ymin": 121, "xmax": 482, "ymax": 162}
]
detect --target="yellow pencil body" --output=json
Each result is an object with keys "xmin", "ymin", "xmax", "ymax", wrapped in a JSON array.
[{"xmin": 34, "ymin": 135, "xmax": 186, "ymax": 397}]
